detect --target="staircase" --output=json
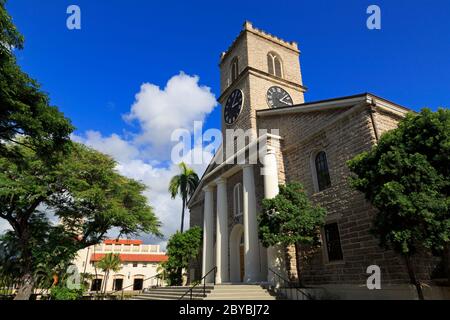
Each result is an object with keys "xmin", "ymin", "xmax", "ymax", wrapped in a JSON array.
[
  {"xmin": 205, "ymin": 284, "xmax": 277, "ymax": 300},
  {"xmin": 131, "ymin": 286, "xmax": 214, "ymax": 300},
  {"xmin": 131, "ymin": 284, "xmax": 277, "ymax": 300}
]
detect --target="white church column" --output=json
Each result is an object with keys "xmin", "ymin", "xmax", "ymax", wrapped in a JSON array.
[
  {"xmin": 242, "ymin": 164, "xmax": 260, "ymax": 283},
  {"xmin": 202, "ymin": 185, "xmax": 215, "ymax": 283},
  {"xmin": 263, "ymin": 147, "xmax": 285, "ymax": 283},
  {"xmin": 215, "ymin": 177, "xmax": 229, "ymax": 284}
]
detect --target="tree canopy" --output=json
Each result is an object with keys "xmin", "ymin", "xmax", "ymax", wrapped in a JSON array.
[
  {"xmin": 169, "ymin": 162, "xmax": 199, "ymax": 233},
  {"xmin": 258, "ymin": 182, "xmax": 326, "ymax": 284},
  {"xmin": 348, "ymin": 108, "xmax": 450, "ymax": 299},
  {"xmin": 259, "ymin": 183, "xmax": 326, "ymax": 248},
  {"xmin": 348, "ymin": 108, "xmax": 449, "ymax": 255},
  {"xmin": 0, "ymin": 142, "xmax": 162, "ymax": 299},
  {"xmin": 164, "ymin": 226, "xmax": 202, "ymax": 286},
  {"xmin": 0, "ymin": 0, "xmax": 74, "ymax": 161}
]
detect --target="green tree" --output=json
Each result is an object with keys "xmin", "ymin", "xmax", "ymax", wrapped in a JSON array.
[
  {"xmin": 165, "ymin": 226, "xmax": 202, "ymax": 286},
  {"xmin": 49, "ymin": 286, "xmax": 85, "ymax": 301},
  {"xmin": 96, "ymin": 253, "xmax": 121, "ymax": 294},
  {"xmin": 0, "ymin": 1, "xmax": 73, "ymax": 161},
  {"xmin": 169, "ymin": 162, "xmax": 199, "ymax": 233},
  {"xmin": 0, "ymin": 142, "xmax": 161, "ymax": 300},
  {"xmin": 258, "ymin": 182, "xmax": 326, "ymax": 286},
  {"xmin": 0, "ymin": 212, "xmax": 81, "ymax": 299},
  {"xmin": 348, "ymin": 108, "xmax": 450, "ymax": 300}
]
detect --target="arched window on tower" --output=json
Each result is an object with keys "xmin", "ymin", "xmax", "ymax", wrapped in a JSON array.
[
  {"xmin": 267, "ymin": 52, "xmax": 283, "ymax": 78},
  {"xmin": 314, "ymin": 151, "xmax": 331, "ymax": 192},
  {"xmin": 233, "ymin": 183, "xmax": 243, "ymax": 217},
  {"xmin": 231, "ymin": 57, "xmax": 239, "ymax": 82}
]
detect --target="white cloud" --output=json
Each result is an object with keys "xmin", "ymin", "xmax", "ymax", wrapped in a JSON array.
[
  {"xmin": 124, "ymin": 72, "xmax": 217, "ymax": 148},
  {"xmin": 73, "ymin": 73, "xmax": 217, "ymax": 250},
  {"xmin": 72, "ymin": 131, "xmax": 140, "ymax": 163}
]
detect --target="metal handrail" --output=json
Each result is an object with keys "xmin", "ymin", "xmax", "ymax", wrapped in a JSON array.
[
  {"xmin": 268, "ymin": 268, "xmax": 313, "ymax": 300},
  {"xmin": 179, "ymin": 266, "xmax": 217, "ymax": 300},
  {"xmin": 109, "ymin": 273, "xmax": 163, "ymax": 300}
]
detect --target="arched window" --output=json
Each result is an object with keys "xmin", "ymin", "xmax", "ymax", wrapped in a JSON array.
[
  {"xmin": 233, "ymin": 183, "xmax": 243, "ymax": 217},
  {"xmin": 315, "ymin": 151, "xmax": 331, "ymax": 192},
  {"xmin": 267, "ymin": 52, "xmax": 283, "ymax": 78},
  {"xmin": 231, "ymin": 57, "xmax": 239, "ymax": 82}
]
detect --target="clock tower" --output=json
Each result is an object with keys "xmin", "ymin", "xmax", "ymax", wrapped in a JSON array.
[{"xmin": 218, "ymin": 21, "xmax": 306, "ymax": 143}]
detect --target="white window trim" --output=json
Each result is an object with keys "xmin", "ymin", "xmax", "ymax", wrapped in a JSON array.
[
  {"xmin": 233, "ymin": 183, "xmax": 243, "ymax": 217},
  {"xmin": 267, "ymin": 52, "xmax": 284, "ymax": 78}
]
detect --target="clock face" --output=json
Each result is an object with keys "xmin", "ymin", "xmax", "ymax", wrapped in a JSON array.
[
  {"xmin": 224, "ymin": 89, "xmax": 244, "ymax": 125},
  {"xmin": 267, "ymin": 86, "xmax": 293, "ymax": 108}
]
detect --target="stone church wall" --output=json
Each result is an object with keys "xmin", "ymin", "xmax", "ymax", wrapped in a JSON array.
[{"xmin": 259, "ymin": 105, "xmax": 438, "ymax": 286}]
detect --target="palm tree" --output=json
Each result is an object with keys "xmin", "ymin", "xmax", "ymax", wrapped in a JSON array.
[
  {"xmin": 169, "ymin": 162, "xmax": 199, "ymax": 233},
  {"xmin": 96, "ymin": 253, "xmax": 121, "ymax": 295}
]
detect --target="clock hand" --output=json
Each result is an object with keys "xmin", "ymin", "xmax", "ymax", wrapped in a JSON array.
[
  {"xmin": 279, "ymin": 94, "xmax": 288, "ymax": 102},
  {"xmin": 280, "ymin": 95, "xmax": 291, "ymax": 105}
]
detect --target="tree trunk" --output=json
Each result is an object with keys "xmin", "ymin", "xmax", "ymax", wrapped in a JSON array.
[
  {"xmin": 103, "ymin": 271, "xmax": 109, "ymax": 295},
  {"xmin": 180, "ymin": 197, "xmax": 186, "ymax": 233},
  {"xmin": 443, "ymin": 244, "xmax": 450, "ymax": 285},
  {"xmin": 14, "ymin": 224, "xmax": 35, "ymax": 300},
  {"xmin": 294, "ymin": 243, "xmax": 303, "ymax": 287},
  {"xmin": 404, "ymin": 255, "xmax": 424, "ymax": 300},
  {"xmin": 14, "ymin": 271, "xmax": 35, "ymax": 300}
]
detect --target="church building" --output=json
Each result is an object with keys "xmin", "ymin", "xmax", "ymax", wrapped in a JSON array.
[{"xmin": 187, "ymin": 22, "xmax": 439, "ymax": 298}]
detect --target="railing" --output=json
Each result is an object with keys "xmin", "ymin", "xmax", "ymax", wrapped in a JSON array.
[
  {"xmin": 268, "ymin": 268, "xmax": 314, "ymax": 300},
  {"xmin": 109, "ymin": 273, "xmax": 163, "ymax": 300},
  {"xmin": 179, "ymin": 267, "xmax": 217, "ymax": 300}
]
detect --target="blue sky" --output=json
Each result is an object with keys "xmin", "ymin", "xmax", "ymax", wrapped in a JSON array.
[
  {"xmin": 8, "ymin": 0, "xmax": 450, "ymax": 136},
  {"xmin": 5, "ymin": 0, "xmax": 450, "ymax": 244}
]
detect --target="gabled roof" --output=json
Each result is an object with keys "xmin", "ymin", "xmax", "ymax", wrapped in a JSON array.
[{"xmin": 257, "ymin": 93, "xmax": 410, "ymax": 118}]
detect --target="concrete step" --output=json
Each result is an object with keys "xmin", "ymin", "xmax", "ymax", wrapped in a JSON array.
[
  {"xmin": 204, "ymin": 284, "xmax": 277, "ymax": 300},
  {"xmin": 145, "ymin": 286, "xmax": 214, "ymax": 292},
  {"xmin": 132, "ymin": 285, "xmax": 213, "ymax": 300},
  {"xmin": 143, "ymin": 289, "xmax": 212, "ymax": 295},
  {"xmin": 138, "ymin": 292, "xmax": 208, "ymax": 299},
  {"xmin": 132, "ymin": 295, "xmax": 204, "ymax": 301},
  {"xmin": 212, "ymin": 288, "xmax": 271, "ymax": 292},
  {"xmin": 206, "ymin": 297, "xmax": 277, "ymax": 300},
  {"xmin": 132, "ymin": 284, "xmax": 280, "ymax": 301}
]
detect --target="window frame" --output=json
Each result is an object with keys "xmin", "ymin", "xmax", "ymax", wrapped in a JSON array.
[
  {"xmin": 267, "ymin": 52, "xmax": 284, "ymax": 78},
  {"xmin": 91, "ymin": 279, "xmax": 103, "ymax": 291},
  {"xmin": 230, "ymin": 57, "xmax": 239, "ymax": 82},
  {"xmin": 311, "ymin": 150, "xmax": 331, "ymax": 193},
  {"xmin": 322, "ymin": 222, "xmax": 344, "ymax": 263},
  {"xmin": 233, "ymin": 183, "xmax": 243, "ymax": 217}
]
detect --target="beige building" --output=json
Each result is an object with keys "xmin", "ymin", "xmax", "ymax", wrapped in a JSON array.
[
  {"xmin": 187, "ymin": 22, "xmax": 445, "ymax": 299},
  {"xmin": 73, "ymin": 239, "xmax": 167, "ymax": 293}
]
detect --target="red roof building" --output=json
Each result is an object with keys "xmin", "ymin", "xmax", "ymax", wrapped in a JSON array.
[{"xmin": 90, "ymin": 253, "xmax": 168, "ymax": 263}]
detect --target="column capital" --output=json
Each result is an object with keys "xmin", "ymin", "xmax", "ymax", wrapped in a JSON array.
[
  {"xmin": 203, "ymin": 185, "xmax": 214, "ymax": 193},
  {"xmin": 214, "ymin": 176, "xmax": 227, "ymax": 185}
]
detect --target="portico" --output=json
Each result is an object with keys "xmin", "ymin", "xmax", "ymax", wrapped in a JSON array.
[{"xmin": 200, "ymin": 135, "xmax": 282, "ymax": 284}]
